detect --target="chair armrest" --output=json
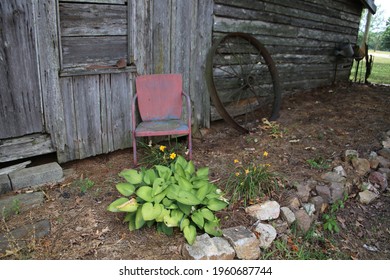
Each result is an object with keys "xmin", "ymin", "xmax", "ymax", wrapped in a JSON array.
[
  {"xmin": 131, "ymin": 94, "xmax": 138, "ymax": 130},
  {"xmin": 181, "ymin": 92, "xmax": 192, "ymax": 126}
]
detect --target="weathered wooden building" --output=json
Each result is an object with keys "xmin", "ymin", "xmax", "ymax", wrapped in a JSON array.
[{"xmin": 0, "ymin": 0, "xmax": 376, "ymax": 163}]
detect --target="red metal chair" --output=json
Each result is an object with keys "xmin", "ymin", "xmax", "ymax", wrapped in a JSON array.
[{"xmin": 131, "ymin": 74, "xmax": 192, "ymax": 166}]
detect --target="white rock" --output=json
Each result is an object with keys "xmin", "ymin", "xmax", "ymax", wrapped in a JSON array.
[
  {"xmin": 245, "ymin": 201, "xmax": 280, "ymax": 221},
  {"xmin": 254, "ymin": 223, "xmax": 277, "ymax": 249},
  {"xmin": 280, "ymin": 207, "xmax": 296, "ymax": 225},
  {"xmin": 333, "ymin": 166, "xmax": 347, "ymax": 177},
  {"xmin": 302, "ymin": 203, "xmax": 315, "ymax": 216},
  {"xmin": 358, "ymin": 190, "xmax": 379, "ymax": 204}
]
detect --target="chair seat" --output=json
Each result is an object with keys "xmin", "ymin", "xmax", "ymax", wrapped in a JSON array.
[{"xmin": 135, "ymin": 119, "xmax": 190, "ymax": 137}]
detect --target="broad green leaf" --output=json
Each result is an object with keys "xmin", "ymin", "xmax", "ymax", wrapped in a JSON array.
[
  {"xmin": 207, "ymin": 198, "xmax": 228, "ymax": 211},
  {"xmin": 162, "ymin": 197, "xmax": 174, "ymax": 207},
  {"xmin": 116, "ymin": 197, "xmax": 138, "ymax": 212},
  {"xmin": 185, "ymin": 161, "xmax": 195, "ymax": 176},
  {"xmin": 177, "ymin": 176, "xmax": 193, "ymax": 191},
  {"xmin": 119, "ymin": 169, "xmax": 143, "ymax": 185},
  {"xmin": 141, "ymin": 202, "xmax": 163, "ymax": 221},
  {"xmin": 195, "ymin": 184, "xmax": 210, "ymax": 201},
  {"xmin": 116, "ymin": 182, "xmax": 135, "ymax": 196},
  {"xmin": 136, "ymin": 186, "xmax": 153, "ymax": 202},
  {"xmin": 191, "ymin": 211, "xmax": 204, "ymax": 229},
  {"xmin": 204, "ymin": 220, "xmax": 222, "ymax": 237},
  {"xmin": 180, "ymin": 218, "xmax": 190, "ymax": 231},
  {"xmin": 164, "ymin": 209, "xmax": 184, "ymax": 227},
  {"xmin": 152, "ymin": 178, "xmax": 167, "ymax": 196},
  {"xmin": 183, "ymin": 225, "xmax": 197, "ymax": 245},
  {"xmin": 126, "ymin": 212, "xmax": 136, "ymax": 231},
  {"xmin": 177, "ymin": 202, "xmax": 192, "ymax": 216},
  {"xmin": 155, "ymin": 208, "xmax": 170, "ymax": 222},
  {"xmin": 175, "ymin": 156, "xmax": 188, "ymax": 171},
  {"xmin": 157, "ymin": 222, "xmax": 174, "ymax": 236},
  {"xmin": 135, "ymin": 206, "xmax": 145, "ymax": 229},
  {"xmin": 166, "ymin": 184, "xmax": 181, "ymax": 200},
  {"xmin": 143, "ymin": 169, "xmax": 157, "ymax": 185},
  {"xmin": 153, "ymin": 189, "xmax": 167, "ymax": 204},
  {"xmin": 175, "ymin": 158, "xmax": 187, "ymax": 177},
  {"xmin": 196, "ymin": 167, "xmax": 209, "ymax": 178},
  {"xmin": 155, "ymin": 165, "xmax": 172, "ymax": 181},
  {"xmin": 200, "ymin": 208, "xmax": 215, "ymax": 221},
  {"xmin": 176, "ymin": 190, "xmax": 201, "ymax": 205},
  {"xmin": 107, "ymin": 197, "xmax": 129, "ymax": 212}
]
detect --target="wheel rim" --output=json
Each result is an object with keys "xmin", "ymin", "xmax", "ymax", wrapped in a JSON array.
[{"xmin": 206, "ymin": 32, "xmax": 281, "ymax": 133}]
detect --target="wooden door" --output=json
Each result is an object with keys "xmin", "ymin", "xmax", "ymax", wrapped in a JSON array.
[{"xmin": 0, "ymin": 0, "xmax": 44, "ymax": 139}]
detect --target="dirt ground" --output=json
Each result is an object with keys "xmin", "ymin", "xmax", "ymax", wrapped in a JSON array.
[{"xmin": 1, "ymin": 82, "xmax": 390, "ymax": 260}]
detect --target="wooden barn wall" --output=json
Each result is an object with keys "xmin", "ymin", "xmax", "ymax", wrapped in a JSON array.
[
  {"xmin": 57, "ymin": 0, "xmax": 135, "ymax": 162},
  {"xmin": 212, "ymin": 0, "xmax": 363, "ymax": 95},
  {"xmin": 131, "ymin": 0, "xmax": 213, "ymax": 129},
  {"xmin": 0, "ymin": 0, "xmax": 44, "ymax": 139}
]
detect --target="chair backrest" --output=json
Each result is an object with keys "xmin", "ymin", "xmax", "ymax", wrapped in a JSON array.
[{"xmin": 135, "ymin": 74, "xmax": 183, "ymax": 121}]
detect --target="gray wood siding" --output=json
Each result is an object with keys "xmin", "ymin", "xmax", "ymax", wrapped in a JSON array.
[
  {"xmin": 132, "ymin": 0, "xmax": 214, "ymax": 128},
  {"xmin": 212, "ymin": 0, "xmax": 362, "ymax": 95},
  {"xmin": 59, "ymin": 1, "xmax": 128, "ymax": 69},
  {"xmin": 59, "ymin": 72, "xmax": 134, "ymax": 162},
  {"xmin": 0, "ymin": 0, "xmax": 44, "ymax": 139}
]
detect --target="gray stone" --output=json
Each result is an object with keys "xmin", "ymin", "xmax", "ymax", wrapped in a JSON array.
[
  {"xmin": 254, "ymin": 223, "xmax": 277, "ymax": 249},
  {"xmin": 272, "ymin": 220, "xmax": 289, "ymax": 234},
  {"xmin": 383, "ymin": 139, "xmax": 390, "ymax": 149},
  {"xmin": 321, "ymin": 171, "xmax": 346, "ymax": 183},
  {"xmin": 329, "ymin": 182, "xmax": 345, "ymax": 203},
  {"xmin": 245, "ymin": 200, "xmax": 280, "ymax": 221},
  {"xmin": 377, "ymin": 156, "xmax": 390, "ymax": 168},
  {"xmin": 222, "ymin": 226, "xmax": 260, "ymax": 260},
  {"xmin": 0, "ymin": 192, "xmax": 45, "ymax": 219},
  {"xmin": 333, "ymin": 166, "xmax": 347, "ymax": 177},
  {"xmin": 296, "ymin": 183, "xmax": 311, "ymax": 203},
  {"xmin": 351, "ymin": 158, "xmax": 371, "ymax": 176},
  {"xmin": 280, "ymin": 206, "xmax": 296, "ymax": 225},
  {"xmin": 9, "ymin": 162, "xmax": 63, "ymax": 190},
  {"xmin": 293, "ymin": 209, "xmax": 313, "ymax": 233},
  {"xmin": 309, "ymin": 196, "xmax": 328, "ymax": 214},
  {"xmin": 358, "ymin": 190, "xmax": 379, "ymax": 204},
  {"xmin": 0, "ymin": 219, "xmax": 51, "ymax": 254},
  {"xmin": 316, "ymin": 185, "xmax": 331, "ymax": 203},
  {"xmin": 368, "ymin": 171, "xmax": 388, "ymax": 191},
  {"xmin": 344, "ymin": 150, "xmax": 359, "ymax": 161},
  {"xmin": 378, "ymin": 148, "xmax": 390, "ymax": 160},
  {"xmin": 0, "ymin": 174, "xmax": 11, "ymax": 195},
  {"xmin": 182, "ymin": 233, "xmax": 235, "ymax": 260},
  {"xmin": 378, "ymin": 168, "xmax": 390, "ymax": 179}
]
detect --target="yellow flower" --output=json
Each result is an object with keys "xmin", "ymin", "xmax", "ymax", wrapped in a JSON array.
[
  {"xmin": 159, "ymin": 145, "xmax": 166, "ymax": 152},
  {"xmin": 170, "ymin": 152, "xmax": 177, "ymax": 160},
  {"xmin": 234, "ymin": 159, "xmax": 239, "ymax": 164},
  {"xmin": 263, "ymin": 151, "xmax": 269, "ymax": 157},
  {"xmin": 245, "ymin": 169, "xmax": 250, "ymax": 174},
  {"xmin": 235, "ymin": 172, "xmax": 240, "ymax": 177}
]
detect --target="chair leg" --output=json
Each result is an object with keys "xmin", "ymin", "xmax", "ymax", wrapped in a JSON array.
[
  {"xmin": 188, "ymin": 134, "xmax": 192, "ymax": 160},
  {"xmin": 133, "ymin": 135, "xmax": 138, "ymax": 167}
]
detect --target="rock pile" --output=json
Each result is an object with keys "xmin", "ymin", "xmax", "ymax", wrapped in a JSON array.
[{"xmin": 182, "ymin": 130, "xmax": 390, "ymax": 259}]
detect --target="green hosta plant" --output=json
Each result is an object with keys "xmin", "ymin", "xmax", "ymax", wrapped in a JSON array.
[{"xmin": 107, "ymin": 156, "xmax": 228, "ymax": 245}]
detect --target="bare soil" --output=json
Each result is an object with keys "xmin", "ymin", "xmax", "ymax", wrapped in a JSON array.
[{"xmin": 1, "ymin": 83, "xmax": 390, "ymax": 260}]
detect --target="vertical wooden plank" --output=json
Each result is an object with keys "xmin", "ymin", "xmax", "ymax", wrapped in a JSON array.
[
  {"xmin": 100, "ymin": 74, "xmax": 115, "ymax": 153},
  {"xmin": 0, "ymin": 0, "xmax": 43, "ymax": 138},
  {"xmin": 110, "ymin": 72, "xmax": 133, "ymax": 150},
  {"xmin": 133, "ymin": 0, "xmax": 152, "ymax": 74},
  {"xmin": 170, "ymin": 0, "xmax": 191, "ymax": 93},
  {"xmin": 36, "ymin": 0, "xmax": 67, "ymax": 162},
  {"xmin": 59, "ymin": 77, "xmax": 77, "ymax": 161},
  {"xmin": 151, "ymin": 0, "xmax": 171, "ymax": 74},
  {"xmin": 190, "ymin": 0, "xmax": 213, "ymax": 128},
  {"xmin": 73, "ymin": 75, "xmax": 102, "ymax": 159}
]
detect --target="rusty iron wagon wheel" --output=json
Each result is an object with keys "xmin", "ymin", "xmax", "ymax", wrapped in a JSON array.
[{"xmin": 206, "ymin": 32, "xmax": 282, "ymax": 133}]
